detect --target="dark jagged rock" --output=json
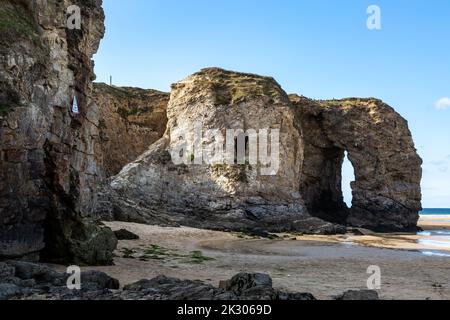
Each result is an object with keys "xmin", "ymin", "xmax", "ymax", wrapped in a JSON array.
[
  {"xmin": 7, "ymin": 261, "xmax": 64, "ymax": 285},
  {"xmin": 121, "ymin": 272, "xmax": 315, "ymax": 300},
  {"xmin": 114, "ymin": 229, "xmax": 140, "ymax": 240},
  {"xmin": 0, "ymin": 283, "xmax": 21, "ymax": 300},
  {"xmin": 0, "ymin": 0, "xmax": 117, "ymax": 264},
  {"xmin": 81, "ymin": 270, "xmax": 120, "ymax": 290},
  {"xmin": 0, "ymin": 261, "xmax": 315, "ymax": 300},
  {"xmin": 222, "ymin": 273, "xmax": 273, "ymax": 292},
  {"xmin": 335, "ymin": 290, "xmax": 380, "ymax": 300}
]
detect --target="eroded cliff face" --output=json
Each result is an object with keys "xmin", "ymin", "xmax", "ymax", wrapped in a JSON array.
[
  {"xmin": 291, "ymin": 95, "xmax": 422, "ymax": 232},
  {"xmin": 92, "ymin": 83, "xmax": 169, "ymax": 177},
  {"xmin": 98, "ymin": 68, "xmax": 344, "ymax": 234},
  {"xmin": 0, "ymin": 0, "xmax": 116, "ymax": 264},
  {"xmin": 98, "ymin": 68, "xmax": 422, "ymax": 233}
]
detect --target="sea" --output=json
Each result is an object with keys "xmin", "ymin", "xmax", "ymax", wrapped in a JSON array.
[
  {"xmin": 419, "ymin": 208, "xmax": 450, "ymax": 257},
  {"xmin": 420, "ymin": 208, "xmax": 450, "ymax": 216}
]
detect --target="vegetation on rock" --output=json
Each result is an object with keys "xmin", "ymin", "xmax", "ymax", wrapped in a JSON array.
[{"xmin": 0, "ymin": 1, "xmax": 39, "ymax": 43}]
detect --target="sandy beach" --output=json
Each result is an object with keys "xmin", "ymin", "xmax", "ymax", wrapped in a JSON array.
[{"xmin": 55, "ymin": 215, "xmax": 450, "ymax": 300}]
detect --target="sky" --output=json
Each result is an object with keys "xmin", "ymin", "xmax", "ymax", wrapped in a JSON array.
[{"xmin": 93, "ymin": 0, "xmax": 450, "ymax": 208}]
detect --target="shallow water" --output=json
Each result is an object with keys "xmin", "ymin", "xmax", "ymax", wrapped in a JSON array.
[{"xmin": 418, "ymin": 216, "xmax": 450, "ymax": 256}]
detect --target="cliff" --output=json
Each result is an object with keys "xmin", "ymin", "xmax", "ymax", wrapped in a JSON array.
[
  {"xmin": 0, "ymin": 0, "xmax": 116, "ymax": 264},
  {"xmin": 92, "ymin": 83, "xmax": 169, "ymax": 177},
  {"xmin": 97, "ymin": 68, "xmax": 346, "ymax": 234},
  {"xmin": 98, "ymin": 68, "xmax": 422, "ymax": 233},
  {"xmin": 1, "ymin": 0, "xmax": 423, "ymax": 264}
]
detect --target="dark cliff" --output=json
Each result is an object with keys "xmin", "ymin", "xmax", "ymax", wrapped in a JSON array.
[{"xmin": 0, "ymin": 0, "xmax": 116, "ymax": 264}]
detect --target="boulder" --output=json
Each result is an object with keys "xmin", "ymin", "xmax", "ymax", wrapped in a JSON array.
[
  {"xmin": 114, "ymin": 229, "xmax": 140, "ymax": 240},
  {"xmin": 121, "ymin": 273, "xmax": 315, "ymax": 301},
  {"xmin": 81, "ymin": 270, "xmax": 120, "ymax": 290},
  {"xmin": 335, "ymin": 290, "xmax": 380, "ymax": 300},
  {"xmin": 6, "ymin": 261, "xmax": 63, "ymax": 285},
  {"xmin": 0, "ymin": 283, "xmax": 22, "ymax": 300}
]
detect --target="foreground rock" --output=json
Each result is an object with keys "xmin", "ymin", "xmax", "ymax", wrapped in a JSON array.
[
  {"xmin": 98, "ymin": 68, "xmax": 344, "ymax": 234},
  {"xmin": 0, "ymin": 261, "xmax": 315, "ymax": 300},
  {"xmin": 291, "ymin": 95, "xmax": 422, "ymax": 232},
  {"xmin": 114, "ymin": 229, "xmax": 140, "ymax": 240},
  {"xmin": 335, "ymin": 290, "xmax": 380, "ymax": 300},
  {"xmin": 0, "ymin": 261, "xmax": 119, "ymax": 300},
  {"xmin": 93, "ymin": 84, "xmax": 169, "ymax": 177},
  {"xmin": 0, "ymin": 0, "xmax": 116, "ymax": 263}
]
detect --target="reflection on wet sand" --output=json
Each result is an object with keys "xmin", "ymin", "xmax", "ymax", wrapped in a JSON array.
[{"xmin": 285, "ymin": 215, "xmax": 450, "ymax": 257}]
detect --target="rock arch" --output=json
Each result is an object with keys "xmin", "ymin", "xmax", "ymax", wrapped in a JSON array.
[
  {"xmin": 291, "ymin": 95, "xmax": 423, "ymax": 232},
  {"xmin": 97, "ymin": 69, "xmax": 422, "ymax": 234},
  {"xmin": 98, "ymin": 68, "xmax": 345, "ymax": 234}
]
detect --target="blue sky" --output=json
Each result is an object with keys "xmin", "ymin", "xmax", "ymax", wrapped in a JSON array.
[{"xmin": 94, "ymin": 0, "xmax": 450, "ymax": 208}]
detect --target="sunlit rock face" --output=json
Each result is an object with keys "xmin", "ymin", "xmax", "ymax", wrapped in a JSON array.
[
  {"xmin": 92, "ymin": 83, "xmax": 169, "ymax": 178},
  {"xmin": 98, "ymin": 68, "xmax": 343, "ymax": 234},
  {"xmin": 0, "ymin": 0, "xmax": 116, "ymax": 264},
  {"xmin": 291, "ymin": 95, "xmax": 422, "ymax": 232},
  {"xmin": 98, "ymin": 68, "xmax": 422, "ymax": 233}
]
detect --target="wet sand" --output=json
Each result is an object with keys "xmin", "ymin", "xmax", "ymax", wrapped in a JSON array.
[
  {"xmin": 57, "ymin": 215, "xmax": 450, "ymax": 300},
  {"xmin": 418, "ymin": 215, "xmax": 450, "ymax": 231}
]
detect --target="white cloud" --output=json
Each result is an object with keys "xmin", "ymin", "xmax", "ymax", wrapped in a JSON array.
[{"xmin": 435, "ymin": 97, "xmax": 450, "ymax": 110}]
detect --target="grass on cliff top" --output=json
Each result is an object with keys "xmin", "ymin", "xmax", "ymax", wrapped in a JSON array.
[
  {"xmin": 317, "ymin": 98, "xmax": 381, "ymax": 108},
  {"xmin": 94, "ymin": 83, "xmax": 168, "ymax": 100},
  {"xmin": 316, "ymin": 98, "xmax": 386, "ymax": 124},
  {"xmin": 0, "ymin": 1, "xmax": 39, "ymax": 43},
  {"xmin": 183, "ymin": 68, "xmax": 287, "ymax": 105}
]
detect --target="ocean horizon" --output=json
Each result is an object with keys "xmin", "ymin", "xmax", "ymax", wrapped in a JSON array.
[{"xmin": 421, "ymin": 208, "xmax": 450, "ymax": 215}]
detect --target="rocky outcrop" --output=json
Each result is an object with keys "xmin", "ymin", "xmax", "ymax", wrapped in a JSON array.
[
  {"xmin": 93, "ymin": 83, "xmax": 169, "ymax": 177},
  {"xmin": 291, "ymin": 95, "xmax": 422, "ymax": 232},
  {"xmin": 98, "ymin": 68, "xmax": 421, "ymax": 233},
  {"xmin": 113, "ymin": 229, "xmax": 139, "ymax": 240},
  {"xmin": 0, "ymin": 0, "xmax": 116, "ymax": 264},
  {"xmin": 98, "ymin": 68, "xmax": 344, "ymax": 234},
  {"xmin": 0, "ymin": 261, "xmax": 315, "ymax": 300},
  {"xmin": 0, "ymin": 261, "xmax": 120, "ymax": 300},
  {"xmin": 335, "ymin": 290, "xmax": 380, "ymax": 300}
]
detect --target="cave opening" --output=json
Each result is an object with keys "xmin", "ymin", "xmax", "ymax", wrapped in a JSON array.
[
  {"xmin": 341, "ymin": 151, "xmax": 355, "ymax": 209},
  {"xmin": 300, "ymin": 146, "xmax": 352, "ymax": 225}
]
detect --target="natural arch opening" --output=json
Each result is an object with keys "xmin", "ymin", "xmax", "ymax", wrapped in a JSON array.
[
  {"xmin": 300, "ymin": 147, "xmax": 350, "ymax": 224},
  {"xmin": 341, "ymin": 151, "xmax": 355, "ymax": 208}
]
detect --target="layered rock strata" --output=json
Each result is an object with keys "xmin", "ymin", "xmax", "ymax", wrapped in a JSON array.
[
  {"xmin": 99, "ymin": 69, "xmax": 422, "ymax": 233},
  {"xmin": 291, "ymin": 95, "xmax": 422, "ymax": 231},
  {"xmin": 93, "ymin": 83, "xmax": 169, "ymax": 177},
  {"xmin": 98, "ymin": 68, "xmax": 345, "ymax": 234},
  {"xmin": 0, "ymin": 0, "xmax": 116, "ymax": 263}
]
